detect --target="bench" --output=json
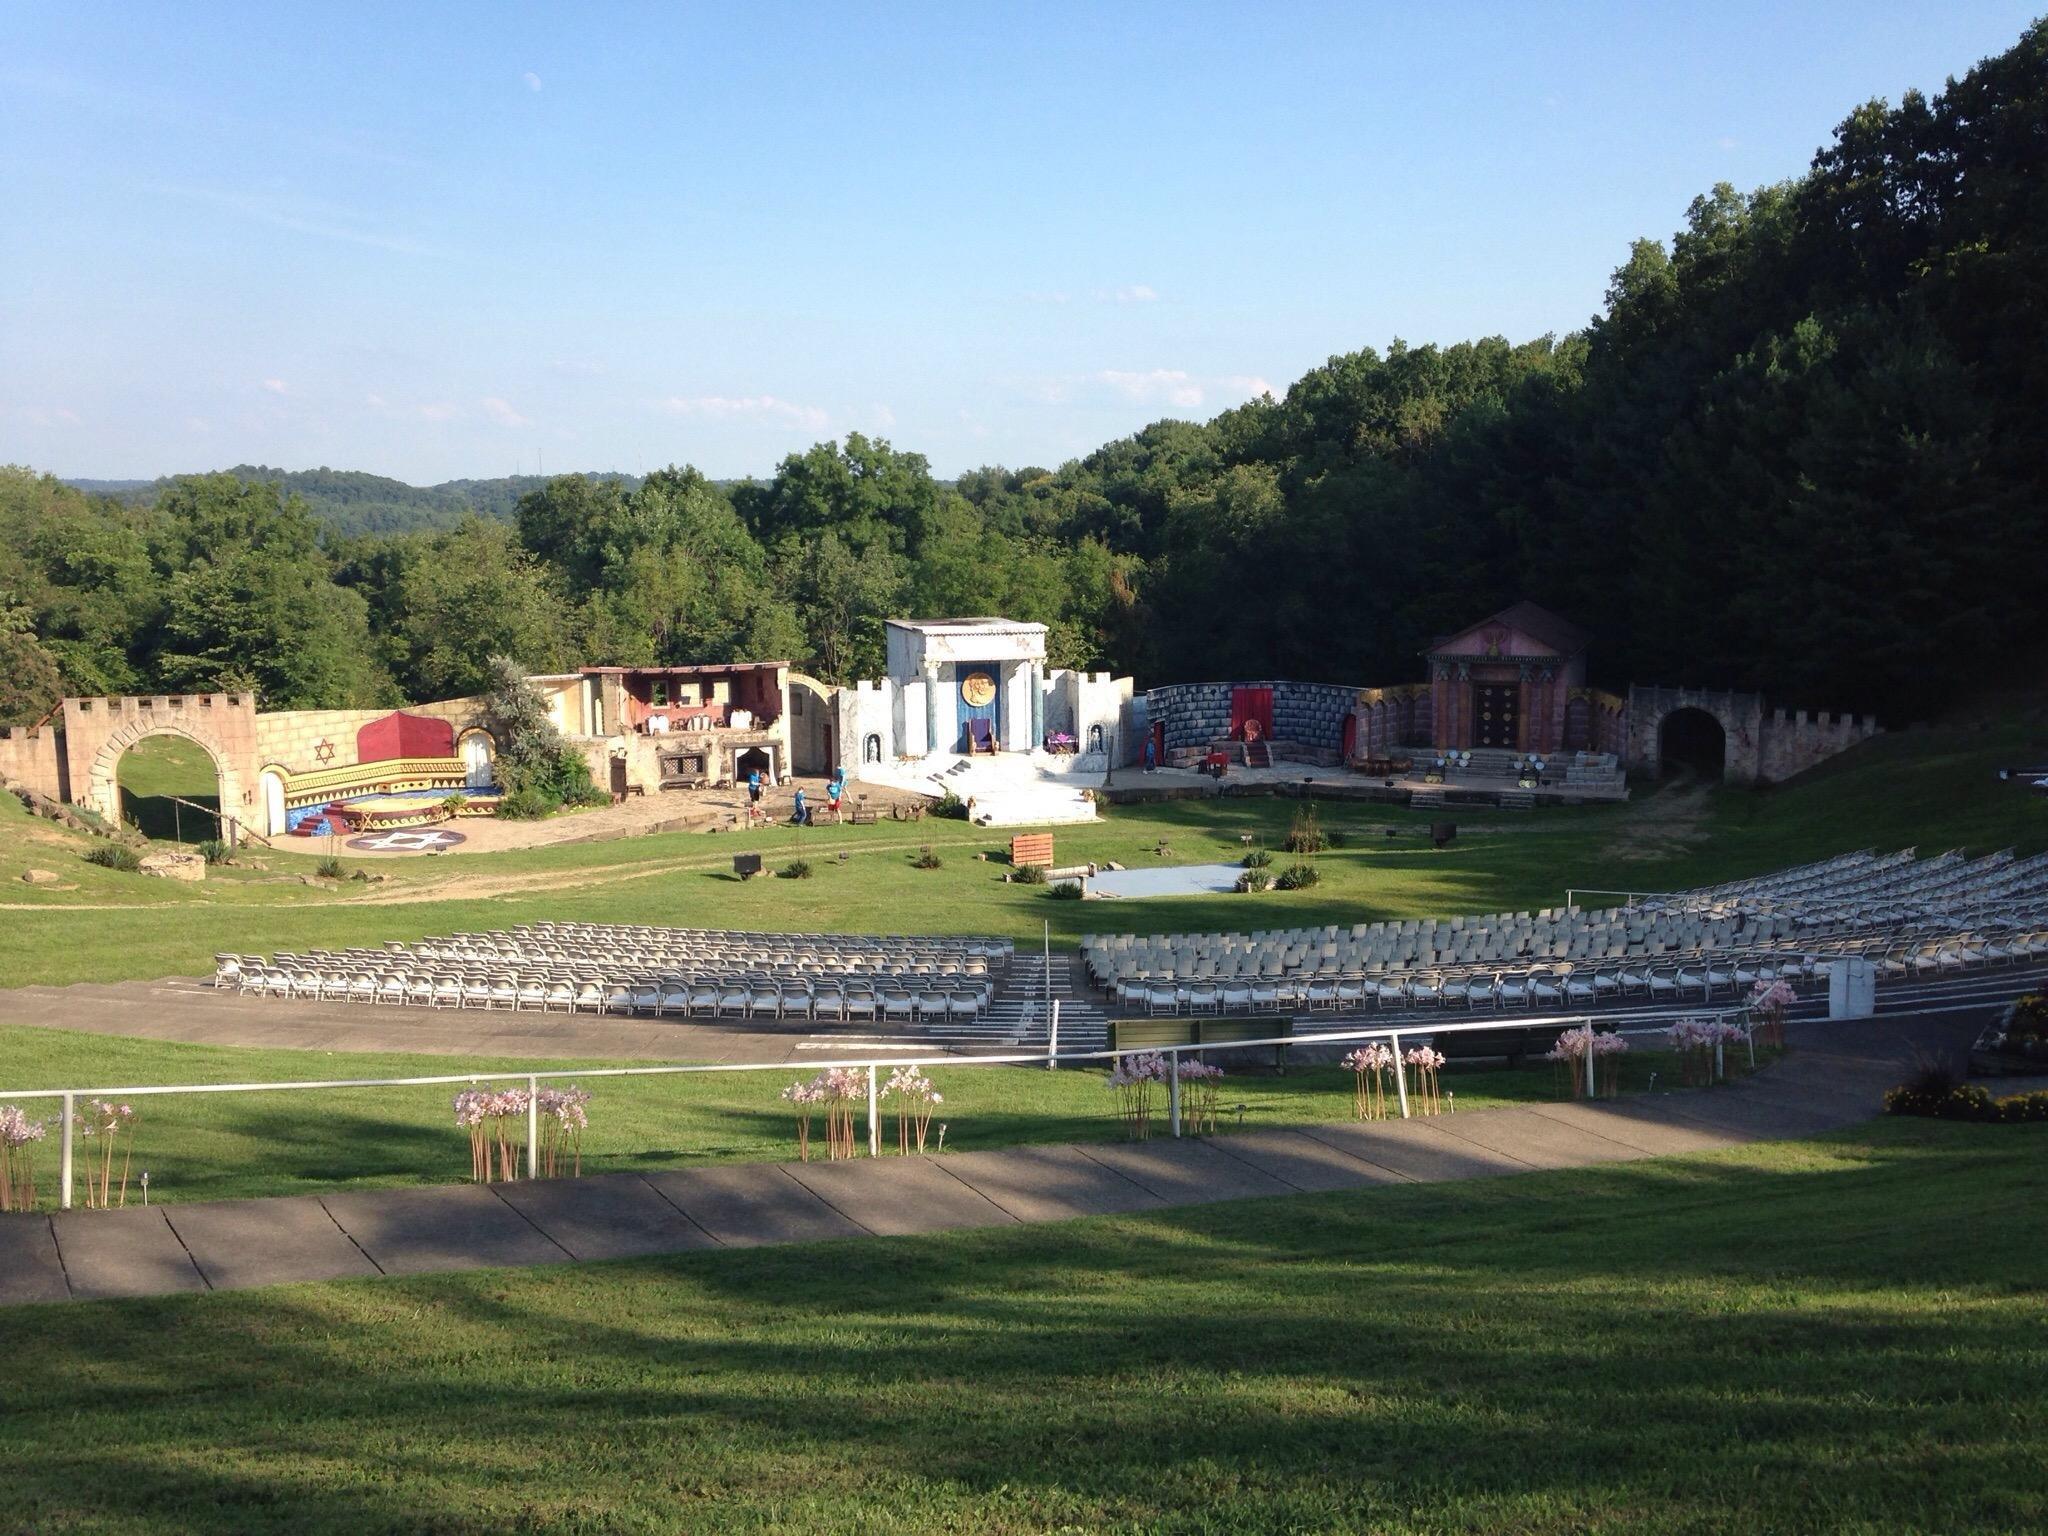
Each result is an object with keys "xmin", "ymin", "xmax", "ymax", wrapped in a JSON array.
[
  {"xmin": 1108, "ymin": 1015, "xmax": 1294, "ymax": 1070},
  {"xmin": 1433, "ymin": 1023, "xmax": 1552, "ymax": 1069}
]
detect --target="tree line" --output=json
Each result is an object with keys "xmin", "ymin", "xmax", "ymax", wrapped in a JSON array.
[{"xmin": 4, "ymin": 21, "xmax": 2043, "ymax": 726}]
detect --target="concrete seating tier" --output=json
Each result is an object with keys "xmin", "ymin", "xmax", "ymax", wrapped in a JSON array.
[{"xmin": 224, "ymin": 922, "xmax": 1013, "ymax": 1025}]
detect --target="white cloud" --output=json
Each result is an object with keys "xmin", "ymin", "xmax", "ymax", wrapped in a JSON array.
[
  {"xmin": 869, "ymin": 402, "xmax": 897, "ymax": 429},
  {"xmin": 160, "ymin": 183, "xmax": 447, "ymax": 257},
  {"xmin": 1099, "ymin": 368, "xmax": 1205, "ymax": 409},
  {"xmin": 185, "ymin": 417, "xmax": 210, "ymax": 434},
  {"xmin": 419, "ymin": 401, "xmax": 458, "ymax": 422},
  {"xmin": 548, "ymin": 358, "xmax": 606, "ymax": 377},
  {"xmin": 261, "ymin": 377, "xmax": 288, "ymax": 395},
  {"xmin": 364, "ymin": 392, "xmax": 390, "ymax": 410},
  {"xmin": 1717, "ymin": 135, "xmax": 1739, "ymax": 150},
  {"xmin": 482, "ymin": 396, "xmax": 533, "ymax": 428},
  {"xmin": 1223, "ymin": 375, "xmax": 1276, "ymax": 401},
  {"xmin": 523, "ymin": 71, "xmax": 543, "ymax": 92},
  {"xmin": 658, "ymin": 394, "xmax": 830, "ymax": 431},
  {"xmin": 1112, "ymin": 283, "xmax": 1160, "ymax": 304}
]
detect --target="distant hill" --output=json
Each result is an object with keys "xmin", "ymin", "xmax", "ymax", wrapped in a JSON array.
[{"xmin": 63, "ymin": 466, "xmax": 645, "ymax": 537}]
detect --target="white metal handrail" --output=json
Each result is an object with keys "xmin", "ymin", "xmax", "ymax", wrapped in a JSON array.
[{"xmin": 6, "ymin": 1006, "xmax": 1754, "ymax": 1210}]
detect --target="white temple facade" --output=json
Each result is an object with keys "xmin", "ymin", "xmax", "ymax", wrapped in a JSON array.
[{"xmin": 831, "ymin": 616, "xmax": 1134, "ymax": 821}]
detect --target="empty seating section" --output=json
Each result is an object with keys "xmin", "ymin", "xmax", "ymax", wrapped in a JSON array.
[
  {"xmin": 224, "ymin": 922, "xmax": 1013, "ymax": 1025},
  {"xmin": 1082, "ymin": 849, "xmax": 2048, "ymax": 1016}
]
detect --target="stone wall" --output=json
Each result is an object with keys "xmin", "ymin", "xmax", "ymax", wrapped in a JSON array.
[
  {"xmin": 1349, "ymin": 684, "xmax": 1432, "ymax": 759},
  {"xmin": 252, "ymin": 696, "xmax": 485, "ymax": 777},
  {"xmin": 1147, "ymin": 680, "xmax": 1358, "ymax": 754},
  {"xmin": 0, "ymin": 694, "xmax": 261, "ymax": 829},
  {"xmin": 1757, "ymin": 708, "xmax": 1884, "ymax": 781}
]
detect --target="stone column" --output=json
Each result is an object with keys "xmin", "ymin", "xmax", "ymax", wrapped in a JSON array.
[
  {"xmin": 1029, "ymin": 663, "xmax": 1045, "ymax": 751},
  {"xmin": 923, "ymin": 662, "xmax": 941, "ymax": 758}
]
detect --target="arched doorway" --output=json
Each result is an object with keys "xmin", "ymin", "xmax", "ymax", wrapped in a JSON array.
[
  {"xmin": 113, "ymin": 732, "xmax": 224, "ymax": 843},
  {"xmin": 1658, "ymin": 708, "xmax": 1727, "ymax": 779},
  {"xmin": 786, "ymin": 673, "xmax": 836, "ymax": 776},
  {"xmin": 258, "ymin": 767, "xmax": 289, "ymax": 837},
  {"xmin": 459, "ymin": 729, "xmax": 496, "ymax": 789}
]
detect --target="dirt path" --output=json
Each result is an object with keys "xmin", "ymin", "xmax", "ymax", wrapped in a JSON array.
[{"xmin": 1599, "ymin": 771, "xmax": 1714, "ymax": 863}]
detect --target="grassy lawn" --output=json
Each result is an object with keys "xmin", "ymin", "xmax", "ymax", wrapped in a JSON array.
[
  {"xmin": 0, "ymin": 1023, "xmax": 1691, "ymax": 1206},
  {"xmin": 0, "ymin": 1117, "xmax": 2040, "ymax": 1533},
  {"xmin": 2, "ymin": 722, "xmax": 2043, "ymax": 990}
]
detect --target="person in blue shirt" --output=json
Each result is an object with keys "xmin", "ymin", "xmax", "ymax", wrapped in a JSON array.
[
  {"xmin": 792, "ymin": 786, "xmax": 810, "ymax": 825},
  {"xmin": 746, "ymin": 767, "xmax": 763, "ymax": 805},
  {"xmin": 826, "ymin": 767, "xmax": 846, "ymax": 819}
]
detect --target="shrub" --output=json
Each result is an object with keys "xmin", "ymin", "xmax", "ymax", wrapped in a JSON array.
[
  {"xmin": 1236, "ymin": 869, "xmax": 1273, "ymax": 893},
  {"xmin": 1274, "ymin": 862, "xmax": 1322, "ymax": 890},
  {"xmin": 933, "ymin": 790, "xmax": 968, "ymax": 820},
  {"xmin": 1048, "ymin": 880, "xmax": 1084, "ymax": 900},
  {"xmin": 911, "ymin": 848, "xmax": 943, "ymax": 870},
  {"xmin": 1242, "ymin": 848, "xmax": 1272, "ymax": 870},
  {"xmin": 1326, "ymin": 830, "xmax": 1349, "ymax": 849},
  {"xmin": 1012, "ymin": 862, "xmax": 1048, "ymax": 885},
  {"xmin": 314, "ymin": 856, "xmax": 346, "ymax": 880},
  {"xmin": 495, "ymin": 787, "xmax": 555, "ymax": 821},
  {"xmin": 82, "ymin": 844, "xmax": 141, "ymax": 873},
  {"xmin": 781, "ymin": 859, "xmax": 813, "ymax": 880},
  {"xmin": 439, "ymin": 794, "xmax": 469, "ymax": 819},
  {"xmin": 473, "ymin": 657, "xmax": 605, "ymax": 811},
  {"xmin": 194, "ymin": 837, "xmax": 231, "ymax": 866},
  {"xmin": 1284, "ymin": 801, "xmax": 1327, "ymax": 854},
  {"xmin": 1885, "ymin": 1082, "xmax": 2048, "ymax": 1122}
]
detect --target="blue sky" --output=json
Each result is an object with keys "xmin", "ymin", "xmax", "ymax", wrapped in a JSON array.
[{"xmin": 2, "ymin": 2, "xmax": 2036, "ymax": 484}]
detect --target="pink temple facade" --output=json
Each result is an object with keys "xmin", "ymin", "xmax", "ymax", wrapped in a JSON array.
[{"xmin": 1426, "ymin": 602, "xmax": 1589, "ymax": 755}]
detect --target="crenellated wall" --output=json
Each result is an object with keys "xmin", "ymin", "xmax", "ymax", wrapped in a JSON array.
[{"xmin": 1758, "ymin": 707, "xmax": 1885, "ymax": 781}]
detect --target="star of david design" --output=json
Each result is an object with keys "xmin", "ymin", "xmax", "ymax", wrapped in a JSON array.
[
  {"xmin": 346, "ymin": 829, "xmax": 465, "ymax": 853},
  {"xmin": 313, "ymin": 739, "xmax": 336, "ymax": 763}
]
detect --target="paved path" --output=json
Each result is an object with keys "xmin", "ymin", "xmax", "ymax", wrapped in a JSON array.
[{"xmin": 0, "ymin": 1039, "xmax": 1921, "ymax": 1308}]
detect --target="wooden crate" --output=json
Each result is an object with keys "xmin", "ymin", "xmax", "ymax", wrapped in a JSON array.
[{"xmin": 1010, "ymin": 832, "xmax": 1055, "ymax": 868}]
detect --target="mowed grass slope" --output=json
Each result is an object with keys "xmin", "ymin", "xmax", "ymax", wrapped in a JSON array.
[
  {"xmin": 0, "ymin": 1022, "xmax": 1630, "ymax": 1204},
  {"xmin": 2, "ymin": 1120, "xmax": 2042, "ymax": 1534},
  {"xmin": 2, "ymin": 722, "xmax": 2043, "ymax": 990}
]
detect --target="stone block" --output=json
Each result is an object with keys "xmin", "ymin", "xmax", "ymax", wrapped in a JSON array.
[{"xmin": 138, "ymin": 851, "xmax": 205, "ymax": 882}]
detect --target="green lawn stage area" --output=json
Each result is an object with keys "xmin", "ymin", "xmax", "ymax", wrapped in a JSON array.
[
  {"xmin": 1, "ymin": 1118, "xmax": 2041, "ymax": 1533},
  {"xmin": 2, "ymin": 724, "xmax": 2042, "ymax": 990}
]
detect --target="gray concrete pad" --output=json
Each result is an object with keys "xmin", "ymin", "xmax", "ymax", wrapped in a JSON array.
[
  {"xmin": 319, "ymin": 1185, "xmax": 569, "ymax": 1276},
  {"xmin": 1527, "ymin": 1099, "xmax": 1750, "ymax": 1155},
  {"xmin": 1653, "ymin": 1090, "xmax": 1855, "ymax": 1140},
  {"xmin": 495, "ymin": 1174, "xmax": 717, "ymax": 1261},
  {"xmin": 941, "ymin": 1144, "xmax": 1167, "ymax": 1221},
  {"xmin": 0, "ymin": 1215, "xmax": 71, "ymax": 1304},
  {"xmin": 1431, "ymin": 1106, "xmax": 1647, "ymax": 1169},
  {"xmin": 1207, "ymin": 1130, "xmax": 1411, "ymax": 1192},
  {"xmin": 1075, "ymin": 1138, "xmax": 1298, "ymax": 1204},
  {"xmin": 785, "ymin": 1156, "xmax": 1017, "ymax": 1237},
  {"xmin": 1295, "ymin": 1118, "xmax": 1533, "ymax": 1182},
  {"xmin": 52, "ymin": 1207, "xmax": 208, "ymax": 1300},
  {"xmin": 644, "ymin": 1164, "xmax": 869, "ymax": 1246},
  {"xmin": 167, "ymin": 1196, "xmax": 380, "ymax": 1291}
]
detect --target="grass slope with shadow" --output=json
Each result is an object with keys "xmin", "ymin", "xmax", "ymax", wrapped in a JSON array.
[{"xmin": 0, "ymin": 1118, "xmax": 2040, "ymax": 1532}]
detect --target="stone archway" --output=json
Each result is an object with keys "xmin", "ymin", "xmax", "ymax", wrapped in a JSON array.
[
  {"xmin": 1626, "ymin": 686, "xmax": 1763, "ymax": 785},
  {"xmin": 88, "ymin": 721, "xmax": 244, "ymax": 841},
  {"xmin": 1657, "ymin": 707, "xmax": 1727, "ymax": 779},
  {"xmin": 786, "ymin": 672, "xmax": 836, "ymax": 776}
]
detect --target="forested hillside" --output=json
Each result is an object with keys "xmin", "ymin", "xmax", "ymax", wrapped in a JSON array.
[
  {"xmin": 7, "ymin": 22, "xmax": 2045, "ymax": 725},
  {"xmin": 66, "ymin": 467, "xmax": 642, "ymax": 537}
]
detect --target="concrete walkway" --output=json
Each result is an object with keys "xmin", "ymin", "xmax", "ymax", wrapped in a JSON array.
[{"xmin": 0, "ymin": 1044, "xmax": 1913, "ymax": 1307}]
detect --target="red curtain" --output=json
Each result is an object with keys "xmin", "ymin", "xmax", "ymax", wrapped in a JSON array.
[{"xmin": 1228, "ymin": 687, "xmax": 1274, "ymax": 740}]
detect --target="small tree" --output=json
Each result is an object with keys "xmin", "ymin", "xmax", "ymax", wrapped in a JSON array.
[{"xmin": 473, "ymin": 656, "xmax": 602, "ymax": 812}]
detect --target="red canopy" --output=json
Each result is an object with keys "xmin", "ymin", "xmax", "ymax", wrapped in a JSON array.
[{"xmin": 356, "ymin": 711, "xmax": 456, "ymax": 763}]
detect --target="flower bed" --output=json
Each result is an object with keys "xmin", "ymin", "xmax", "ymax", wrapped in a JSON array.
[
  {"xmin": 1545, "ymin": 1025, "xmax": 1630, "ymax": 1099},
  {"xmin": 1970, "ymin": 993, "xmax": 2048, "ymax": 1076}
]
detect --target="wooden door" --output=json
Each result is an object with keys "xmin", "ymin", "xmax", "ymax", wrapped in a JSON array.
[{"xmin": 1474, "ymin": 684, "xmax": 1519, "ymax": 749}]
